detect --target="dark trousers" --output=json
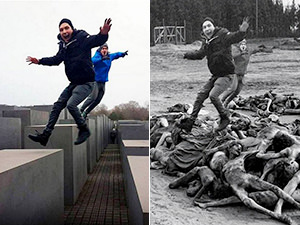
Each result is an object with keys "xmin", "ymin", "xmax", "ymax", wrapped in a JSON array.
[
  {"xmin": 191, "ymin": 75, "xmax": 233, "ymax": 119},
  {"xmin": 81, "ymin": 81, "xmax": 106, "ymax": 114},
  {"xmin": 44, "ymin": 82, "xmax": 93, "ymax": 133}
]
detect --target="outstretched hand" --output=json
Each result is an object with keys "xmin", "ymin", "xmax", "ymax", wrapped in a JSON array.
[
  {"xmin": 26, "ymin": 56, "xmax": 39, "ymax": 65},
  {"xmin": 239, "ymin": 17, "xmax": 249, "ymax": 32},
  {"xmin": 100, "ymin": 18, "xmax": 112, "ymax": 35},
  {"xmin": 124, "ymin": 50, "xmax": 128, "ymax": 55}
]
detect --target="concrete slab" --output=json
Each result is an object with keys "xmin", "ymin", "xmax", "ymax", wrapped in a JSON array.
[
  {"xmin": 123, "ymin": 140, "xmax": 149, "ymax": 148},
  {"xmin": 24, "ymin": 124, "xmax": 88, "ymax": 205},
  {"xmin": 119, "ymin": 122, "xmax": 149, "ymax": 140},
  {"xmin": 86, "ymin": 118, "xmax": 96, "ymax": 173},
  {"xmin": 3, "ymin": 109, "xmax": 49, "ymax": 148},
  {"xmin": 0, "ymin": 149, "xmax": 64, "ymax": 225},
  {"xmin": 121, "ymin": 140, "xmax": 149, "ymax": 157},
  {"xmin": 126, "ymin": 156, "xmax": 149, "ymax": 225},
  {"xmin": 0, "ymin": 117, "xmax": 21, "ymax": 149},
  {"xmin": 95, "ymin": 116, "xmax": 104, "ymax": 159}
]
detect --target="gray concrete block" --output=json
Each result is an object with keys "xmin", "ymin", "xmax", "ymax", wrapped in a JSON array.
[
  {"xmin": 86, "ymin": 118, "xmax": 96, "ymax": 173},
  {"xmin": 119, "ymin": 122, "xmax": 149, "ymax": 140},
  {"xmin": 95, "ymin": 116, "xmax": 104, "ymax": 158},
  {"xmin": 121, "ymin": 140, "xmax": 149, "ymax": 156},
  {"xmin": 29, "ymin": 105, "xmax": 66, "ymax": 120},
  {"xmin": 0, "ymin": 104, "xmax": 15, "ymax": 117},
  {"xmin": 125, "ymin": 156, "xmax": 149, "ymax": 225},
  {"xmin": 58, "ymin": 119, "xmax": 75, "ymax": 124},
  {"xmin": 0, "ymin": 149, "xmax": 64, "ymax": 225},
  {"xmin": 3, "ymin": 109, "xmax": 49, "ymax": 148},
  {"xmin": 24, "ymin": 124, "xmax": 88, "ymax": 205},
  {"xmin": 0, "ymin": 117, "xmax": 21, "ymax": 149}
]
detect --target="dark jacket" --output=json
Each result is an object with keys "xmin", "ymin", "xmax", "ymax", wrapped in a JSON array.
[
  {"xmin": 184, "ymin": 27, "xmax": 246, "ymax": 76},
  {"xmin": 39, "ymin": 29, "xmax": 108, "ymax": 84}
]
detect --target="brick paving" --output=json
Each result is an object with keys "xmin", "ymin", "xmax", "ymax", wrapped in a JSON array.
[{"xmin": 64, "ymin": 144, "xmax": 129, "ymax": 225}]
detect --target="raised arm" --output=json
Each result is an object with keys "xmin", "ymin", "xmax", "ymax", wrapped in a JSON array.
[
  {"xmin": 84, "ymin": 18, "xmax": 112, "ymax": 49},
  {"xmin": 223, "ymin": 17, "xmax": 249, "ymax": 46}
]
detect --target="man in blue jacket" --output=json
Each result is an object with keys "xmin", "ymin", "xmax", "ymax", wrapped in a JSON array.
[
  {"xmin": 80, "ymin": 43, "xmax": 128, "ymax": 119},
  {"xmin": 182, "ymin": 17, "xmax": 249, "ymax": 132},
  {"xmin": 26, "ymin": 18, "xmax": 111, "ymax": 146}
]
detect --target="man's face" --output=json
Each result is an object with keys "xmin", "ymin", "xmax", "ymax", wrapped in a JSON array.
[
  {"xmin": 101, "ymin": 47, "xmax": 108, "ymax": 56},
  {"xmin": 202, "ymin": 21, "xmax": 215, "ymax": 39},
  {"xmin": 59, "ymin": 23, "xmax": 73, "ymax": 43}
]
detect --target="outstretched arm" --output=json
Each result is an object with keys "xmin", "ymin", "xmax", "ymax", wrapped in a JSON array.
[
  {"xmin": 183, "ymin": 43, "xmax": 206, "ymax": 60},
  {"xmin": 224, "ymin": 17, "xmax": 249, "ymax": 46},
  {"xmin": 26, "ymin": 56, "xmax": 39, "ymax": 65}
]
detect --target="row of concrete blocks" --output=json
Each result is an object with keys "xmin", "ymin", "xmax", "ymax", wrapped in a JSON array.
[
  {"xmin": 120, "ymin": 137, "xmax": 149, "ymax": 225},
  {"xmin": 0, "ymin": 138, "xmax": 150, "ymax": 225},
  {"xmin": 0, "ymin": 107, "xmax": 114, "ymax": 152},
  {"xmin": 0, "ymin": 108, "xmax": 115, "ymax": 224}
]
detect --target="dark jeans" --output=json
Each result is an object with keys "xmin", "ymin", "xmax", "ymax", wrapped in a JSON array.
[
  {"xmin": 221, "ymin": 74, "xmax": 245, "ymax": 107},
  {"xmin": 44, "ymin": 82, "xmax": 93, "ymax": 133},
  {"xmin": 80, "ymin": 81, "xmax": 106, "ymax": 114},
  {"xmin": 191, "ymin": 75, "xmax": 233, "ymax": 119}
]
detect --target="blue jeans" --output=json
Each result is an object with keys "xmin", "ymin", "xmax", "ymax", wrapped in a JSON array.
[
  {"xmin": 191, "ymin": 75, "xmax": 233, "ymax": 119},
  {"xmin": 45, "ymin": 82, "xmax": 93, "ymax": 133},
  {"xmin": 80, "ymin": 81, "xmax": 106, "ymax": 114}
]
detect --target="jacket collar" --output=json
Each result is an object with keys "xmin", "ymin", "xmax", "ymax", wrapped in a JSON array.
[{"xmin": 201, "ymin": 27, "xmax": 222, "ymax": 44}]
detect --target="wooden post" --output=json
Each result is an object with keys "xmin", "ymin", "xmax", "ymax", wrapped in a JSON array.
[
  {"xmin": 175, "ymin": 21, "xmax": 177, "ymax": 45},
  {"xmin": 163, "ymin": 19, "xmax": 167, "ymax": 43},
  {"xmin": 184, "ymin": 20, "xmax": 186, "ymax": 44}
]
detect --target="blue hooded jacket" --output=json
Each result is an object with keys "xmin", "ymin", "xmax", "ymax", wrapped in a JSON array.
[{"xmin": 92, "ymin": 50, "xmax": 126, "ymax": 82}]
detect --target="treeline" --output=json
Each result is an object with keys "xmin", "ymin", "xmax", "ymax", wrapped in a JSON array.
[
  {"xmin": 90, "ymin": 101, "xmax": 149, "ymax": 121},
  {"xmin": 150, "ymin": 0, "xmax": 300, "ymax": 44}
]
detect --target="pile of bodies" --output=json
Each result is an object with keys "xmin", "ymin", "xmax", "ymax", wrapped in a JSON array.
[
  {"xmin": 231, "ymin": 90, "xmax": 300, "ymax": 117},
  {"xmin": 150, "ymin": 103, "xmax": 300, "ymax": 225}
]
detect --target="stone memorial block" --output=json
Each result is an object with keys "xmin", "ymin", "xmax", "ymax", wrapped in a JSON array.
[
  {"xmin": 0, "ymin": 149, "xmax": 64, "ymax": 225},
  {"xmin": 125, "ymin": 156, "xmax": 149, "ymax": 225},
  {"xmin": 24, "ymin": 124, "xmax": 88, "ymax": 205},
  {"xmin": 3, "ymin": 109, "xmax": 49, "ymax": 148},
  {"xmin": 0, "ymin": 117, "xmax": 21, "ymax": 149}
]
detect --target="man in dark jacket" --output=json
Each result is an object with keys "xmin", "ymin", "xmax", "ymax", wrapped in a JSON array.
[
  {"xmin": 183, "ymin": 17, "xmax": 249, "ymax": 132},
  {"xmin": 26, "ymin": 18, "xmax": 111, "ymax": 146}
]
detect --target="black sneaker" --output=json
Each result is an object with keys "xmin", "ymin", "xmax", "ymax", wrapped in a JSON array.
[
  {"xmin": 74, "ymin": 124, "xmax": 90, "ymax": 145},
  {"xmin": 28, "ymin": 130, "xmax": 51, "ymax": 146}
]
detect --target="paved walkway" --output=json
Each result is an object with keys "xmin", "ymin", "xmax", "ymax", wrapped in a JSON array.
[{"xmin": 64, "ymin": 144, "xmax": 129, "ymax": 225}]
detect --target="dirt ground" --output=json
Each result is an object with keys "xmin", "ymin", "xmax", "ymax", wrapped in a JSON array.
[{"xmin": 150, "ymin": 38, "xmax": 300, "ymax": 225}]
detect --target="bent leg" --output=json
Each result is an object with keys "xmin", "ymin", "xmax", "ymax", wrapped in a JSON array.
[
  {"xmin": 66, "ymin": 82, "xmax": 93, "ymax": 126},
  {"xmin": 248, "ymin": 175, "xmax": 300, "ymax": 209},
  {"xmin": 169, "ymin": 166, "xmax": 201, "ymax": 189},
  {"xmin": 191, "ymin": 77, "xmax": 216, "ymax": 119},
  {"xmin": 80, "ymin": 82, "xmax": 98, "ymax": 112},
  {"xmin": 209, "ymin": 75, "xmax": 232, "ymax": 115},
  {"xmin": 222, "ymin": 74, "xmax": 238, "ymax": 103},
  {"xmin": 274, "ymin": 171, "xmax": 300, "ymax": 214},
  {"xmin": 45, "ymin": 84, "xmax": 73, "ymax": 133},
  {"xmin": 84, "ymin": 82, "xmax": 105, "ymax": 114},
  {"xmin": 233, "ymin": 186, "xmax": 294, "ymax": 225}
]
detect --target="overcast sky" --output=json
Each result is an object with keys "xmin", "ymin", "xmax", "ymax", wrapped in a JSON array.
[{"xmin": 0, "ymin": 0, "xmax": 149, "ymax": 109}]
